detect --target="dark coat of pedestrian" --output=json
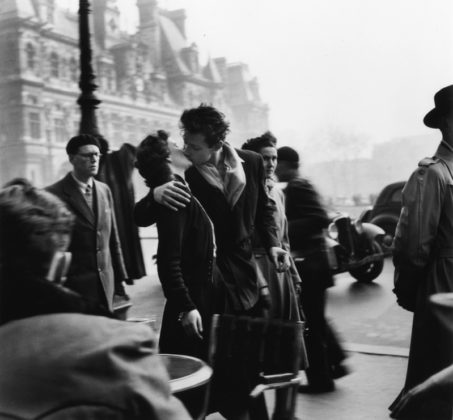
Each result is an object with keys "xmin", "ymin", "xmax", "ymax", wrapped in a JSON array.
[
  {"xmin": 390, "ymin": 85, "xmax": 453, "ymax": 420},
  {"xmin": 276, "ymin": 146, "xmax": 347, "ymax": 393},
  {"xmin": 97, "ymin": 142, "xmax": 146, "ymax": 281}
]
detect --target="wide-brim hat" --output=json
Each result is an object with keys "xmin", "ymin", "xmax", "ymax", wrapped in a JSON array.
[{"xmin": 424, "ymin": 85, "xmax": 453, "ymax": 129}]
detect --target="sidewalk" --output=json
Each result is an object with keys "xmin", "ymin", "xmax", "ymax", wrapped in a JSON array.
[
  {"xmin": 127, "ymin": 276, "xmax": 408, "ymax": 420},
  {"xmin": 205, "ymin": 352, "xmax": 407, "ymax": 420}
]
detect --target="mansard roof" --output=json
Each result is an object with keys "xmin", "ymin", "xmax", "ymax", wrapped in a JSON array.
[
  {"xmin": 159, "ymin": 12, "xmax": 191, "ymax": 75},
  {"xmin": 203, "ymin": 57, "xmax": 223, "ymax": 84}
]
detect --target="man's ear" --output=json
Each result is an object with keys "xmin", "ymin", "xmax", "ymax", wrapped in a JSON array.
[{"xmin": 68, "ymin": 154, "xmax": 75, "ymax": 164}]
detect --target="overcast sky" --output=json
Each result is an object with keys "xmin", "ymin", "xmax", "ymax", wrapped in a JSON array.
[{"xmin": 112, "ymin": 0, "xmax": 453, "ymax": 160}]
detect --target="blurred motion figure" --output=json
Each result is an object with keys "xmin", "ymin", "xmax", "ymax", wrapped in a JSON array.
[
  {"xmin": 276, "ymin": 145, "xmax": 348, "ymax": 393},
  {"xmin": 0, "ymin": 182, "xmax": 190, "ymax": 419}
]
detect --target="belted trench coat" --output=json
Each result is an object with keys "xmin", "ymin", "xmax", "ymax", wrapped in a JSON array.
[{"xmin": 391, "ymin": 141, "xmax": 453, "ymax": 418}]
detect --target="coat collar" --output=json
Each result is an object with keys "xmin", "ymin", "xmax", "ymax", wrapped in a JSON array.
[{"xmin": 61, "ymin": 173, "xmax": 96, "ymax": 225}]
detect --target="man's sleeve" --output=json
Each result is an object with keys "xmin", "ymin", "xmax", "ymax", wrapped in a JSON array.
[
  {"xmin": 286, "ymin": 179, "xmax": 330, "ymax": 250},
  {"xmin": 394, "ymin": 165, "xmax": 445, "ymax": 271},
  {"xmin": 255, "ymin": 156, "xmax": 279, "ymax": 249},
  {"xmin": 134, "ymin": 190, "xmax": 157, "ymax": 227},
  {"xmin": 156, "ymin": 207, "xmax": 197, "ymax": 312},
  {"xmin": 107, "ymin": 186, "xmax": 129, "ymax": 285}
]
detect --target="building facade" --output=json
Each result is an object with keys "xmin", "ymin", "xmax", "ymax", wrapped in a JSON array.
[{"xmin": 0, "ymin": 0, "xmax": 269, "ymax": 186}]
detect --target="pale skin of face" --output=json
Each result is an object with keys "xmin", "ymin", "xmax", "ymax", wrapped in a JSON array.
[
  {"xmin": 259, "ymin": 146, "xmax": 278, "ymax": 179},
  {"xmin": 69, "ymin": 144, "xmax": 101, "ymax": 183},
  {"xmin": 182, "ymin": 132, "xmax": 222, "ymax": 166}
]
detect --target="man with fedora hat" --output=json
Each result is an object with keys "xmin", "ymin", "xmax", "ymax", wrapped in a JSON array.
[
  {"xmin": 390, "ymin": 85, "xmax": 453, "ymax": 419},
  {"xmin": 47, "ymin": 134, "xmax": 129, "ymax": 312}
]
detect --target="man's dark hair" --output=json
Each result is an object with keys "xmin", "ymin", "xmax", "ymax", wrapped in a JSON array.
[
  {"xmin": 180, "ymin": 104, "xmax": 230, "ymax": 147},
  {"xmin": 277, "ymin": 146, "xmax": 300, "ymax": 170},
  {"xmin": 242, "ymin": 131, "xmax": 277, "ymax": 153}
]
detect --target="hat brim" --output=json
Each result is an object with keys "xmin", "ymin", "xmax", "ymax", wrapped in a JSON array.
[{"xmin": 424, "ymin": 108, "xmax": 441, "ymax": 129}]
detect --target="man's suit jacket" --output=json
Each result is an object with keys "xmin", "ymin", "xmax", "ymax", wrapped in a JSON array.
[
  {"xmin": 47, "ymin": 173, "xmax": 127, "ymax": 310},
  {"xmin": 0, "ymin": 314, "xmax": 190, "ymax": 419}
]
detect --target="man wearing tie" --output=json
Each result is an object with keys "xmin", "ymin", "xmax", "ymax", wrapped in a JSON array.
[{"xmin": 47, "ymin": 134, "xmax": 128, "ymax": 311}]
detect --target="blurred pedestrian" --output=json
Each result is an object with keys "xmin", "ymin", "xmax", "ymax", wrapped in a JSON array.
[
  {"xmin": 46, "ymin": 133, "xmax": 129, "ymax": 312},
  {"xmin": 135, "ymin": 130, "xmax": 222, "ymax": 360},
  {"xmin": 276, "ymin": 145, "xmax": 348, "ymax": 393},
  {"xmin": 390, "ymin": 84, "xmax": 453, "ymax": 419},
  {"xmin": 0, "ymin": 183, "xmax": 190, "ymax": 419},
  {"xmin": 242, "ymin": 132, "xmax": 304, "ymax": 322}
]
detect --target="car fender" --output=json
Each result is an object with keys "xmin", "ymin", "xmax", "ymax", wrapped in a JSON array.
[
  {"xmin": 361, "ymin": 222, "xmax": 385, "ymax": 240},
  {"xmin": 370, "ymin": 214, "xmax": 400, "ymax": 233}
]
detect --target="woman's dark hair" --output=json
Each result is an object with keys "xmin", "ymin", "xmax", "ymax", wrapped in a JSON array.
[
  {"xmin": 180, "ymin": 104, "xmax": 230, "ymax": 147},
  {"xmin": 0, "ymin": 183, "xmax": 74, "ymax": 279},
  {"xmin": 241, "ymin": 131, "xmax": 277, "ymax": 153},
  {"xmin": 135, "ymin": 130, "xmax": 174, "ymax": 188}
]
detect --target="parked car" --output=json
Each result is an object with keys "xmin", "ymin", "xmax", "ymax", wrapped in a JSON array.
[{"xmin": 360, "ymin": 181, "xmax": 405, "ymax": 250}]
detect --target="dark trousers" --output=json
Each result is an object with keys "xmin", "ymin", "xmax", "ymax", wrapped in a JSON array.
[{"xmin": 296, "ymin": 256, "xmax": 344, "ymax": 387}]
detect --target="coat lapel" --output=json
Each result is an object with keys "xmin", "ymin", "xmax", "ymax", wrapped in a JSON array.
[
  {"xmin": 62, "ymin": 174, "xmax": 95, "ymax": 226},
  {"xmin": 94, "ymin": 180, "xmax": 105, "ymax": 228}
]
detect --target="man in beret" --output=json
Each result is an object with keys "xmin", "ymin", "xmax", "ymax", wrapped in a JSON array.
[
  {"xmin": 47, "ymin": 134, "xmax": 129, "ymax": 312},
  {"xmin": 276, "ymin": 146, "xmax": 347, "ymax": 393},
  {"xmin": 390, "ymin": 85, "xmax": 453, "ymax": 419}
]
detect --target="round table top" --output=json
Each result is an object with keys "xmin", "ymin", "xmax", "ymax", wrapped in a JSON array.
[{"xmin": 158, "ymin": 353, "xmax": 213, "ymax": 393}]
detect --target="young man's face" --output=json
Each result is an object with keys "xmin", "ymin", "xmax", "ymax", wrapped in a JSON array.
[
  {"xmin": 182, "ymin": 132, "xmax": 219, "ymax": 165},
  {"xmin": 69, "ymin": 144, "xmax": 101, "ymax": 180}
]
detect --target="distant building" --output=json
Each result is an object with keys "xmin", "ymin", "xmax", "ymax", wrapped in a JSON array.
[
  {"xmin": 306, "ymin": 134, "xmax": 435, "ymax": 203},
  {"xmin": 0, "ymin": 0, "xmax": 268, "ymax": 186}
]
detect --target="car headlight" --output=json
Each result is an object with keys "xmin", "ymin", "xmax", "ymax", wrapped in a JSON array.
[{"xmin": 327, "ymin": 222, "xmax": 338, "ymax": 240}]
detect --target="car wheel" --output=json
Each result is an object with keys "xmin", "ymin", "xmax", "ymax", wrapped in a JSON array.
[{"xmin": 349, "ymin": 240, "xmax": 384, "ymax": 283}]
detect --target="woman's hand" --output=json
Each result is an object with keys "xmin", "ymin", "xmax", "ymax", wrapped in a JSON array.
[{"xmin": 181, "ymin": 309, "xmax": 203, "ymax": 340}]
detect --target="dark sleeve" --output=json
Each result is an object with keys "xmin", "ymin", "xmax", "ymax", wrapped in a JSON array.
[
  {"xmin": 286, "ymin": 179, "xmax": 330, "ymax": 239},
  {"xmin": 156, "ymin": 206, "xmax": 196, "ymax": 312},
  {"xmin": 254, "ymin": 155, "xmax": 279, "ymax": 249},
  {"xmin": 134, "ymin": 190, "xmax": 157, "ymax": 227}
]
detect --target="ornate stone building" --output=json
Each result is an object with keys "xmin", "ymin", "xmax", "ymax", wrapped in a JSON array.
[{"xmin": 0, "ymin": 0, "xmax": 269, "ymax": 186}]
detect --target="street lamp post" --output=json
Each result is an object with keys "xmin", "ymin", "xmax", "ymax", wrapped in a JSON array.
[{"xmin": 77, "ymin": 0, "xmax": 101, "ymax": 135}]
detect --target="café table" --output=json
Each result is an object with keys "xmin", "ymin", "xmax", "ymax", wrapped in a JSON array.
[{"xmin": 158, "ymin": 353, "xmax": 213, "ymax": 420}]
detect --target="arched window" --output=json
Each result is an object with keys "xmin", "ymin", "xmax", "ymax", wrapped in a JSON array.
[
  {"xmin": 50, "ymin": 52, "xmax": 59, "ymax": 78},
  {"xmin": 26, "ymin": 43, "xmax": 36, "ymax": 70}
]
